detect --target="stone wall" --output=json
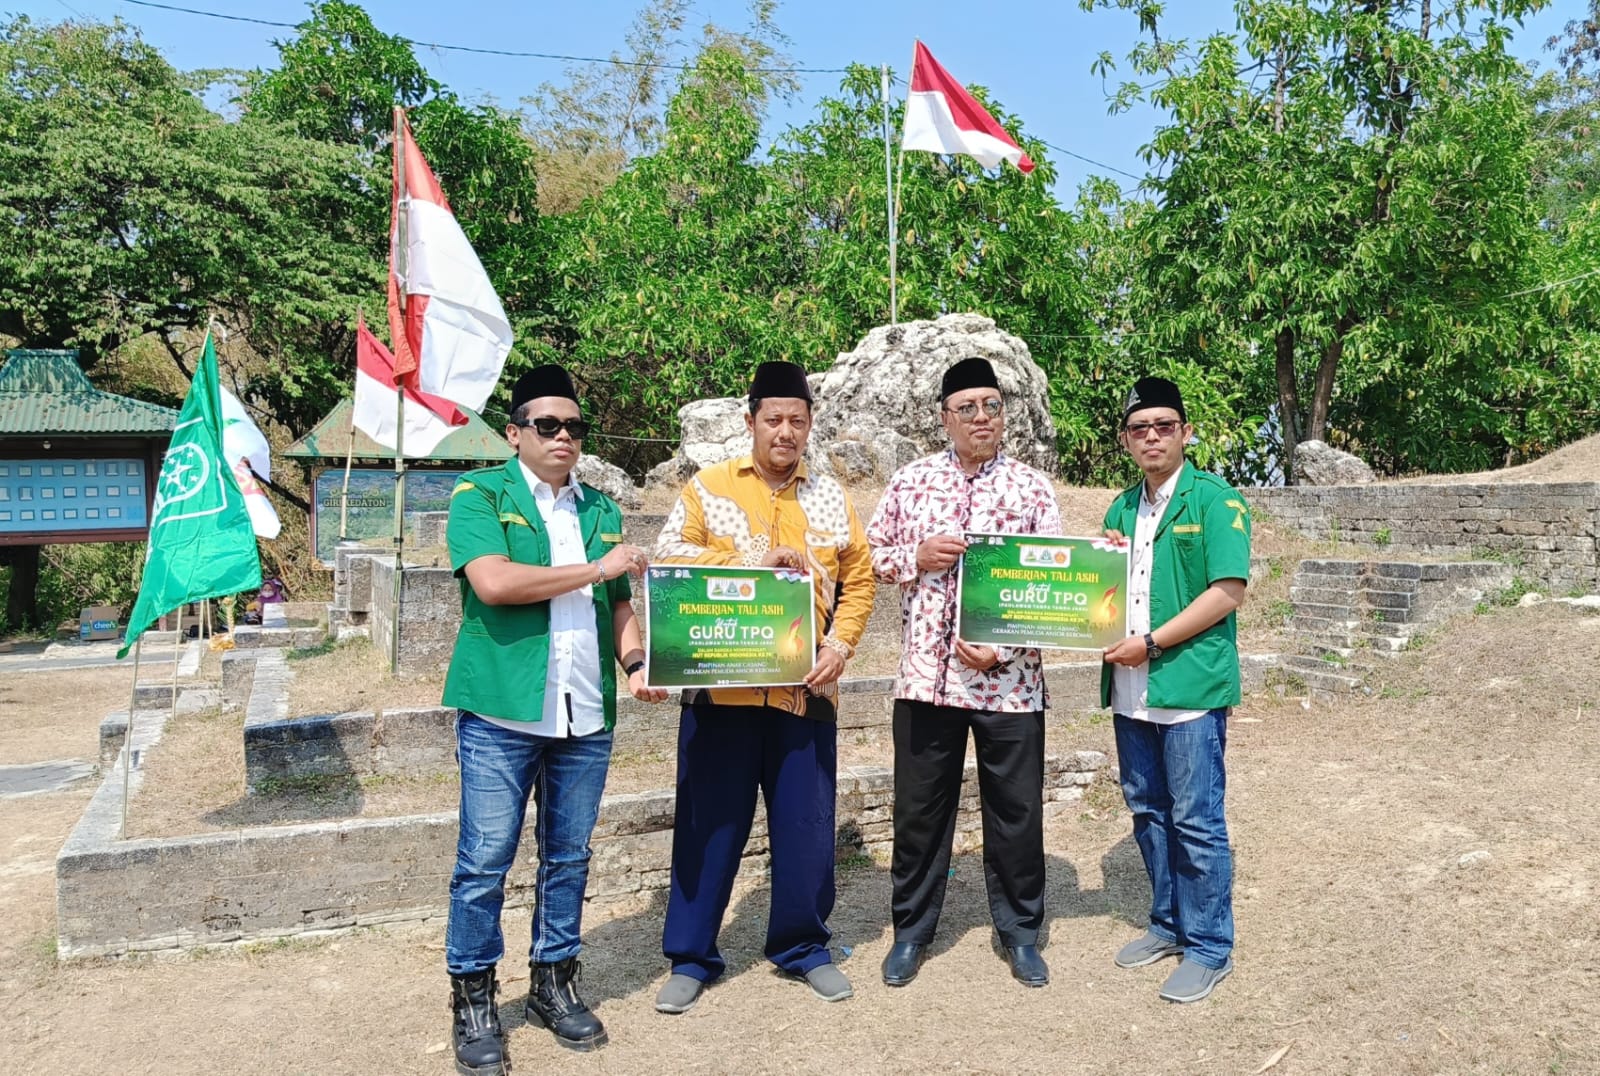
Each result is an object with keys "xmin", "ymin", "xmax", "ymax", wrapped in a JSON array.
[
  {"xmin": 59, "ymin": 753, "xmax": 1105, "ymax": 959},
  {"xmin": 369, "ymin": 560, "xmax": 460, "ymax": 674},
  {"xmin": 1246, "ymin": 482, "xmax": 1600, "ymax": 592}
]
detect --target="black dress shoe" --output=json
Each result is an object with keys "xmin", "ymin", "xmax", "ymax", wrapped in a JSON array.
[
  {"xmin": 1005, "ymin": 944, "xmax": 1049, "ymax": 987},
  {"xmin": 881, "ymin": 942, "xmax": 926, "ymax": 987}
]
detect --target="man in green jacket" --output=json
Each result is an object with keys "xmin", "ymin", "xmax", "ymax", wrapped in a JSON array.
[
  {"xmin": 1100, "ymin": 376, "xmax": 1250, "ymax": 1004},
  {"xmin": 442, "ymin": 363, "xmax": 664, "ymax": 1071}
]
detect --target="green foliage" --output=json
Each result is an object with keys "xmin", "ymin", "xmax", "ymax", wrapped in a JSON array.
[
  {"xmin": 1374, "ymin": 527, "xmax": 1392, "ymax": 547},
  {"xmin": 0, "ymin": 14, "xmax": 377, "ymax": 403},
  {"xmin": 1081, "ymin": 0, "xmax": 1597, "ymax": 479}
]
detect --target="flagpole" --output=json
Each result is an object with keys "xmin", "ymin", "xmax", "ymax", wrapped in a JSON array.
[
  {"xmin": 390, "ymin": 106, "xmax": 409, "ymax": 679},
  {"xmin": 121, "ymin": 638, "xmax": 143, "ymax": 838},
  {"xmin": 340, "ymin": 310, "xmax": 362, "ymax": 543},
  {"xmin": 882, "ymin": 63, "xmax": 898, "ymax": 326}
]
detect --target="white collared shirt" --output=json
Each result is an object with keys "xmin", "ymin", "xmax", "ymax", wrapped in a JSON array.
[
  {"xmin": 479, "ymin": 462, "xmax": 605, "ymax": 739},
  {"xmin": 1111, "ymin": 469, "xmax": 1207, "ymax": 726}
]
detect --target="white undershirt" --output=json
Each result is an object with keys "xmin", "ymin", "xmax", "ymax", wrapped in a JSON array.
[
  {"xmin": 1111, "ymin": 469, "xmax": 1207, "ymax": 726},
  {"xmin": 478, "ymin": 464, "xmax": 605, "ymax": 739}
]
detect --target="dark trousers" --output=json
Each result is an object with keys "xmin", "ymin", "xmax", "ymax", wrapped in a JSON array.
[
  {"xmin": 890, "ymin": 699, "xmax": 1046, "ymax": 947},
  {"xmin": 662, "ymin": 700, "xmax": 838, "ymax": 982}
]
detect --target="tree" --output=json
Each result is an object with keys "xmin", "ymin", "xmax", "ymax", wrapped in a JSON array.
[
  {"xmin": 0, "ymin": 15, "xmax": 376, "ymax": 398},
  {"xmin": 1084, "ymin": 0, "xmax": 1565, "ymax": 478},
  {"xmin": 523, "ymin": 0, "xmax": 796, "ymax": 214}
]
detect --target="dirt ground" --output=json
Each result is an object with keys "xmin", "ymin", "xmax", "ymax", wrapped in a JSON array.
[
  {"xmin": 1395, "ymin": 428, "xmax": 1600, "ymax": 485},
  {"xmin": 4, "ymin": 601, "xmax": 1600, "ymax": 1074}
]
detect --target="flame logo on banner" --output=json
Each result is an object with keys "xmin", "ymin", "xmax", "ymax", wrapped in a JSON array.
[{"xmin": 1090, "ymin": 584, "xmax": 1121, "ymax": 629}]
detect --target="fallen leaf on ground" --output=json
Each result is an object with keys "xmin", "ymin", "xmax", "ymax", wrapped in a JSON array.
[{"xmin": 1254, "ymin": 1041, "xmax": 1293, "ymax": 1073}]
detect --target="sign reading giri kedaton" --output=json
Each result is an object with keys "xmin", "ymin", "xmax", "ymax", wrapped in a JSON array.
[
  {"xmin": 644, "ymin": 565, "xmax": 817, "ymax": 689},
  {"xmin": 955, "ymin": 533, "xmax": 1131, "ymax": 652}
]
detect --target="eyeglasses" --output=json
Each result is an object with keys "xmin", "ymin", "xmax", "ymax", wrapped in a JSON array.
[
  {"xmin": 515, "ymin": 416, "xmax": 592, "ymax": 440},
  {"xmin": 1124, "ymin": 419, "xmax": 1183, "ymax": 439},
  {"xmin": 942, "ymin": 399, "xmax": 1004, "ymax": 422}
]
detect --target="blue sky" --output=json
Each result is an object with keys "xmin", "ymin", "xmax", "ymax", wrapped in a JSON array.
[{"xmin": 13, "ymin": 0, "xmax": 1589, "ymax": 193}]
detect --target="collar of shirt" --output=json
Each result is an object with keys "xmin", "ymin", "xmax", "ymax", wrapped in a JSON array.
[
  {"xmin": 1139, "ymin": 467, "xmax": 1182, "ymax": 513},
  {"xmin": 734, "ymin": 453, "xmax": 809, "ymax": 489},
  {"xmin": 941, "ymin": 447, "xmax": 1006, "ymax": 480},
  {"xmin": 518, "ymin": 460, "xmax": 584, "ymax": 507}
]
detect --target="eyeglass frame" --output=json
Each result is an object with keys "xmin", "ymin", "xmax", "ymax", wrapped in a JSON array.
[
  {"xmin": 941, "ymin": 397, "xmax": 1005, "ymax": 422},
  {"xmin": 1122, "ymin": 418, "xmax": 1185, "ymax": 440},
  {"xmin": 512, "ymin": 415, "xmax": 592, "ymax": 440}
]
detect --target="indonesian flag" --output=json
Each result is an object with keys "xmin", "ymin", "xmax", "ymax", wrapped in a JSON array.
[
  {"xmin": 218, "ymin": 386, "xmax": 282, "ymax": 540},
  {"xmin": 387, "ymin": 109, "xmax": 513, "ymax": 414},
  {"xmin": 352, "ymin": 315, "xmax": 467, "ymax": 458},
  {"xmin": 902, "ymin": 41, "xmax": 1034, "ymax": 174}
]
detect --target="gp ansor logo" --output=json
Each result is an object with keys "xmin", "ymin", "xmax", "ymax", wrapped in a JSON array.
[
  {"xmin": 1018, "ymin": 544, "xmax": 1071, "ymax": 568},
  {"xmin": 707, "ymin": 576, "xmax": 758, "ymax": 600}
]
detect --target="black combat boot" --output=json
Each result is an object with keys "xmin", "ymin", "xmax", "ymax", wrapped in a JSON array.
[
  {"xmin": 526, "ymin": 957, "xmax": 608, "ymax": 1051},
  {"xmin": 449, "ymin": 968, "xmax": 509, "ymax": 1075}
]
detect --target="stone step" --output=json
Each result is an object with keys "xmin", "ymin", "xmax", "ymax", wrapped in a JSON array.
[
  {"xmin": 1280, "ymin": 660, "xmax": 1368, "ymax": 696},
  {"xmin": 1291, "ymin": 600, "xmax": 1362, "ymax": 621},
  {"xmin": 1288, "ymin": 584, "xmax": 1360, "ymax": 606},
  {"xmin": 1297, "ymin": 559, "xmax": 1364, "ymax": 576},
  {"xmin": 1288, "ymin": 615, "xmax": 1360, "ymax": 640},
  {"xmin": 1289, "ymin": 572, "xmax": 1362, "ymax": 594},
  {"xmin": 1363, "ymin": 588, "xmax": 1419, "ymax": 611},
  {"xmin": 1285, "ymin": 653, "xmax": 1370, "ymax": 678}
]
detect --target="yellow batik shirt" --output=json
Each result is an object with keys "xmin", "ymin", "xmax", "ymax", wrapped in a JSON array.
[{"xmin": 654, "ymin": 455, "xmax": 875, "ymax": 716}]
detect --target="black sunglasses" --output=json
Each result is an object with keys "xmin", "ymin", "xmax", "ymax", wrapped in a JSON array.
[{"xmin": 515, "ymin": 416, "xmax": 591, "ymax": 439}]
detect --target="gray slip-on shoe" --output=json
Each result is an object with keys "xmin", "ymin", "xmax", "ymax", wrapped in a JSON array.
[
  {"xmin": 1158, "ymin": 958, "xmax": 1233, "ymax": 1003},
  {"xmin": 1114, "ymin": 931, "xmax": 1185, "ymax": 969},
  {"xmin": 654, "ymin": 973, "xmax": 705, "ymax": 1014},
  {"xmin": 802, "ymin": 962, "xmax": 854, "ymax": 1002}
]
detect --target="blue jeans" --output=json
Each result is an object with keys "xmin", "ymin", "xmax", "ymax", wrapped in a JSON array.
[
  {"xmin": 445, "ymin": 711, "xmax": 612, "ymax": 975},
  {"xmin": 1113, "ymin": 709, "xmax": 1234, "ymax": 969}
]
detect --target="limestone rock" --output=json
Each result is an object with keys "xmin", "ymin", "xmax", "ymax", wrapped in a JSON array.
[
  {"xmin": 576, "ymin": 454, "xmax": 641, "ymax": 509},
  {"xmin": 657, "ymin": 313, "xmax": 1058, "ymax": 485},
  {"xmin": 1293, "ymin": 440, "xmax": 1375, "ymax": 486},
  {"xmin": 826, "ymin": 439, "xmax": 877, "ymax": 482},
  {"xmin": 812, "ymin": 313, "xmax": 1057, "ymax": 479},
  {"xmin": 644, "ymin": 454, "xmax": 697, "ymax": 493},
  {"xmin": 678, "ymin": 398, "xmax": 751, "ymax": 470}
]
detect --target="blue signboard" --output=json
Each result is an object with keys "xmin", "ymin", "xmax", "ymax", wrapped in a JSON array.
[{"xmin": 0, "ymin": 458, "xmax": 148, "ymax": 535}]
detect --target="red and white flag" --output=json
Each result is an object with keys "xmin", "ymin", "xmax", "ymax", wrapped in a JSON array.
[
  {"xmin": 902, "ymin": 41, "xmax": 1034, "ymax": 174},
  {"xmin": 387, "ymin": 110, "xmax": 513, "ymax": 415},
  {"xmin": 352, "ymin": 315, "xmax": 467, "ymax": 459}
]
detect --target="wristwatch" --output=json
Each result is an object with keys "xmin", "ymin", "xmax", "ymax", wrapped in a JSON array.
[
  {"xmin": 625, "ymin": 659, "xmax": 645, "ymax": 677},
  {"xmin": 1144, "ymin": 633, "xmax": 1163, "ymax": 661}
]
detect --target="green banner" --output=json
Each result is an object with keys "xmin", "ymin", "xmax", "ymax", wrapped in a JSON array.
[
  {"xmin": 956, "ymin": 533, "xmax": 1130, "ymax": 652},
  {"xmin": 644, "ymin": 565, "xmax": 817, "ymax": 689}
]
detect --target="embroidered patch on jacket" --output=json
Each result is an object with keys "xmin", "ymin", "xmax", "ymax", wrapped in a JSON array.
[
  {"xmin": 601, "ymin": 532, "xmax": 623, "ymax": 543},
  {"xmin": 498, "ymin": 512, "xmax": 529, "ymax": 527},
  {"xmin": 1172, "ymin": 523, "xmax": 1203, "ymax": 534},
  {"xmin": 451, "ymin": 482, "xmax": 476, "ymax": 497},
  {"xmin": 1224, "ymin": 498, "xmax": 1250, "ymax": 531}
]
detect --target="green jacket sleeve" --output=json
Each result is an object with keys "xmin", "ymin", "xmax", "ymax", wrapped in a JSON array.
[
  {"xmin": 447, "ymin": 474, "xmax": 509, "ymax": 574},
  {"xmin": 1201, "ymin": 483, "xmax": 1252, "ymax": 584}
]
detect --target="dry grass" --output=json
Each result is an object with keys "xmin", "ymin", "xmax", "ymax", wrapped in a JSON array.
[
  {"xmin": 4, "ymin": 603, "xmax": 1598, "ymax": 1073},
  {"xmin": 286, "ymin": 637, "xmax": 447, "ymax": 717},
  {"xmin": 0, "ymin": 663, "xmax": 130, "ymax": 766},
  {"xmin": 1394, "ymin": 428, "xmax": 1600, "ymax": 485}
]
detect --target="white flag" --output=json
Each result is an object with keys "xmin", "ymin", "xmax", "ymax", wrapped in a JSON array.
[{"xmin": 219, "ymin": 386, "xmax": 282, "ymax": 540}]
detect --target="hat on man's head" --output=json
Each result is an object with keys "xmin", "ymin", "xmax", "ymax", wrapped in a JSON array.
[
  {"xmin": 1123, "ymin": 376, "xmax": 1186, "ymax": 425},
  {"xmin": 748, "ymin": 361, "xmax": 813, "ymax": 402},
  {"xmin": 940, "ymin": 357, "xmax": 1001, "ymax": 402},
  {"xmin": 510, "ymin": 364, "xmax": 580, "ymax": 415}
]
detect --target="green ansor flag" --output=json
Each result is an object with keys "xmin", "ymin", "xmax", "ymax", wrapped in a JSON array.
[{"xmin": 118, "ymin": 336, "xmax": 262, "ymax": 658}]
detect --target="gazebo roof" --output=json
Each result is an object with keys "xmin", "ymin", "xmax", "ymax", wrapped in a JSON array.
[
  {"xmin": 0, "ymin": 350, "xmax": 177, "ymax": 436},
  {"xmin": 283, "ymin": 397, "xmax": 513, "ymax": 463}
]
